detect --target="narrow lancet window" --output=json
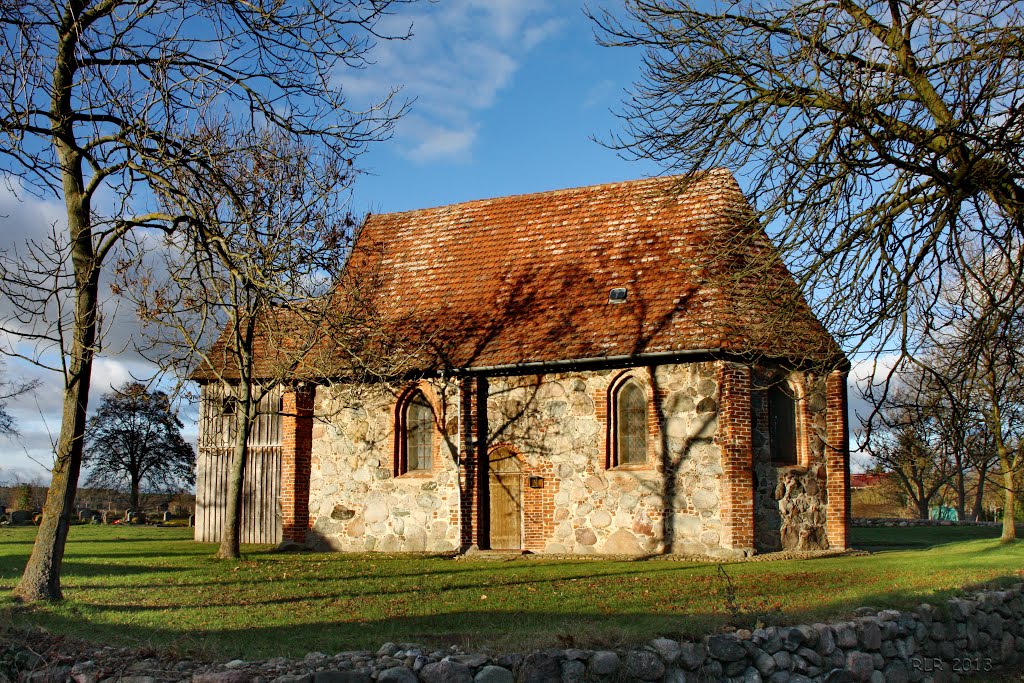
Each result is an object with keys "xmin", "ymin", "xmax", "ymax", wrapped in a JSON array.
[
  {"xmin": 405, "ymin": 391, "xmax": 434, "ymax": 472},
  {"xmin": 615, "ymin": 379, "xmax": 648, "ymax": 466}
]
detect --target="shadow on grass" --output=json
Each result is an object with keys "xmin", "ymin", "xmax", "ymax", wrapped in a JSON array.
[
  {"xmin": 977, "ymin": 539, "xmax": 1021, "ymax": 554},
  {"xmin": 850, "ymin": 525, "xmax": 1004, "ymax": 552},
  {"xmin": 37, "ymin": 560, "xmax": 726, "ymax": 603},
  {"xmin": 4, "ymin": 571, "xmax": 1023, "ymax": 660},
  {"xmin": 0, "ymin": 562, "xmax": 185, "ymax": 584},
  {"xmin": 1, "ymin": 547, "xmax": 725, "ymax": 595}
]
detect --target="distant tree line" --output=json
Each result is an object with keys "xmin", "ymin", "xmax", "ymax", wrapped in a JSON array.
[{"xmin": 861, "ymin": 348, "xmax": 1023, "ymax": 524}]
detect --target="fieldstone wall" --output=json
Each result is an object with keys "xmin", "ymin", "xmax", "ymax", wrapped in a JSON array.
[
  {"xmin": 752, "ymin": 372, "xmax": 831, "ymax": 553},
  {"xmin": 192, "ymin": 581, "xmax": 1024, "ymax": 681},
  {"xmin": 852, "ymin": 517, "xmax": 1003, "ymax": 528},
  {"xmin": 307, "ymin": 380, "xmax": 462, "ymax": 552},
  {"xmin": 484, "ymin": 362, "xmax": 728, "ymax": 555},
  {"xmin": 303, "ymin": 360, "xmax": 845, "ymax": 557},
  {"xmin": 19, "ymin": 582, "xmax": 1017, "ymax": 682},
  {"xmin": 304, "ymin": 362, "xmax": 734, "ymax": 556}
]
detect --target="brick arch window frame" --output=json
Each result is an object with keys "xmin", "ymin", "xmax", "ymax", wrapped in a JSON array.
[
  {"xmin": 767, "ymin": 377, "xmax": 805, "ymax": 467},
  {"xmin": 394, "ymin": 384, "xmax": 440, "ymax": 476},
  {"xmin": 606, "ymin": 370, "xmax": 654, "ymax": 470}
]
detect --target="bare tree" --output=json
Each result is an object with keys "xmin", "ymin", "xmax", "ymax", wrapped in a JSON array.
[
  {"xmin": 126, "ymin": 130, "xmax": 402, "ymax": 559},
  {"xmin": 592, "ymin": 0, "xmax": 1024, "ymax": 357},
  {"xmin": 931, "ymin": 250, "xmax": 1024, "ymax": 540},
  {"xmin": 863, "ymin": 244, "xmax": 1024, "ymax": 537},
  {"xmin": 965, "ymin": 424, "xmax": 999, "ymax": 521},
  {"xmin": 83, "ymin": 382, "xmax": 194, "ymax": 511},
  {"xmin": 941, "ymin": 379, "xmax": 1001, "ymax": 522},
  {"xmin": 0, "ymin": 0, "xmax": 412, "ymax": 601},
  {"xmin": 596, "ymin": 0, "xmax": 1024, "ymax": 540},
  {"xmin": 862, "ymin": 362, "xmax": 956, "ymax": 519}
]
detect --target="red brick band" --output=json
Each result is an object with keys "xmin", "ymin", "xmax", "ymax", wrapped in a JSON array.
[
  {"xmin": 717, "ymin": 363, "xmax": 755, "ymax": 551},
  {"xmin": 281, "ymin": 385, "xmax": 314, "ymax": 544}
]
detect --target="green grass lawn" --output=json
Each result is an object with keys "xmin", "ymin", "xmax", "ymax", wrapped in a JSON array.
[{"xmin": 0, "ymin": 524, "xmax": 1020, "ymax": 660}]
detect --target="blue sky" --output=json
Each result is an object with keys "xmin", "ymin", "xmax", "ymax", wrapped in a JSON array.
[
  {"xmin": 0, "ymin": 0, "xmax": 874, "ymax": 482},
  {"xmin": 345, "ymin": 0, "xmax": 660, "ymax": 214},
  {"xmin": 1, "ymin": 0, "xmax": 665, "ymax": 482}
]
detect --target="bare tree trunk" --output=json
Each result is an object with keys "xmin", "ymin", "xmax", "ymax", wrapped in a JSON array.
[
  {"xmin": 217, "ymin": 392, "xmax": 253, "ymax": 559},
  {"xmin": 130, "ymin": 475, "xmax": 140, "ymax": 512},
  {"xmin": 914, "ymin": 497, "xmax": 930, "ymax": 520},
  {"xmin": 13, "ymin": 193, "xmax": 96, "ymax": 601},
  {"xmin": 971, "ymin": 462, "xmax": 990, "ymax": 522},
  {"xmin": 1000, "ymin": 468, "xmax": 1017, "ymax": 543},
  {"xmin": 911, "ymin": 474, "xmax": 931, "ymax": 519},
  {"xmin": 12, "ymin": 360, "xmax": 92, "ymax": 601},
  {"xmin": 954, "ymin": 465, "xmax": 967, "ymax": 521},
  {"xmin": 988, "ymin": 378, "xmax": 1018, "ymax": 542},
  {"xmin": 11, "ymin": 5, "xmax": 100, "ymax": 603}
]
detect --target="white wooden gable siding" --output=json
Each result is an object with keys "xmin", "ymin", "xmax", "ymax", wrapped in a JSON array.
[{"xmin": 195, "ymin": 384, "xmax": 283, "ymax": 544}]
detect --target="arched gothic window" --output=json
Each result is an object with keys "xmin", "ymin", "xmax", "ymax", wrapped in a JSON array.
[
  {"xmin": 768, "ymin": 382, "xmax": 799, "ymax": 466},
  {"xmin": 403, "ymin": 391, "xmax": 434, "ymax": 472},
  {"xmin": 614, "ymin": 378, "xmax": 648, "ymax": 466}
]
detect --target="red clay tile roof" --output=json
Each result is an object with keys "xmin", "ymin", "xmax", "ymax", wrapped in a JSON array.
[
  {"xmin": 340, "ymin": 169, "xmax": 844, "ymax": 372},
  {"xmin": 850, "ymin": 473, "xmax": 889, "ymax": 488},
  {"xmin": 194, "ymin": 170, "xmax": 844, "ymax": 382}
]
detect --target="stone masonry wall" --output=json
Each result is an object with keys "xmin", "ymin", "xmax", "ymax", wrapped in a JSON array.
[
  {"xmin": 303, "ymin": 360, "xmax": 846, "ymax": 557},
  {"xmin": 307, "ymin": 380, "xmax": 462, "ymax": 552},
  {"xmin": 305, "ymin": 362, "xmax": 733, "ymax": 556},
  {"xmin": 483, "ymin": 362, "xmax": 728, "ymax": 555},
  {"xmin": 751, "ymin": 371, "xmax": 831, "ymax": 553}
]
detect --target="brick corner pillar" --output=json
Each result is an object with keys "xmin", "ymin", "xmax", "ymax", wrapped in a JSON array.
[
  {"xmin": 458, "ymin": 377, "xmax": 487, "ymax": 551},
  {"xmin": 717, "ymin": 362, "xmax": 755, "ymax": 552},
  {"xmin": 281, "ymin": 383, "xmax": 315, "ymax": 545},
  {"xmin": 825, "ymin": 370, "xmax": 851, "ymax": 550}
]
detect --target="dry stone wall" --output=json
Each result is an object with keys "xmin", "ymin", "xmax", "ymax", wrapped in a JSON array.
[
  {"xmin": 852, "ymin": 518, "xmax": 1002, "ymax": 528},
  {"xmin": 19, "ymin": 582, "xmax": 1018, "ymax": 682}
]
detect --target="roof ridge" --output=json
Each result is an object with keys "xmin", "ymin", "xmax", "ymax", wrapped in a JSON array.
[{"xmin": 364, "ymin": 168, "xmax": 734, "ymax": 221}]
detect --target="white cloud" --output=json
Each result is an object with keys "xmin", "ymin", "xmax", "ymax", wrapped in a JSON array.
[
  {"xmin": 846, "ymin": 352, "xmax": 905, "ymax": 472},
  {"xmin": 0, "ymin": 354, "xmax": 165, "ymax": 471},
  {"xmin": 0, "ymin": 181, "xmax": 66, "ymax": 243},
  {"xmin": 342, "ymin": 0, "xmax": 567, "ymax": 162},
  {"xmin": 0, "ymin": 183, "xmax": 178, "ymax": 484},
  {"xmin": 404, "ymin": 117, "xmax": 479, "ymax": 162},
  {"xmin": 523, "ymin": 17, "xmax": 567, "ymax": 50},
  {"xmin": 583, "ymin": 78, "xmax": 618, "ymax": 110},
  {"xmin": 0, "ymin": 464, "xmax": 50, "ymax": 486}
]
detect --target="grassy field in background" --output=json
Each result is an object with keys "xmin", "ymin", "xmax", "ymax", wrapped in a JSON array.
[{"xmin": 0, "ymin": 524, "xmax": 1020, "ymax": 660}]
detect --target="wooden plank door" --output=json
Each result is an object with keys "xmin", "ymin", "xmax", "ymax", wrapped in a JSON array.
[{"xmin": 488, "ymin": 447, "xmax": 522, "ymax": 550}]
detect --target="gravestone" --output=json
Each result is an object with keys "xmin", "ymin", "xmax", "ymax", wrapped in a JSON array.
[
  {"xmin": 162, "ymin": 511, "xmax": 172, "ymax": 522},
  {"xmin": 78, "ymin": 509, "xmax": 100, "ymax": 522}
]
